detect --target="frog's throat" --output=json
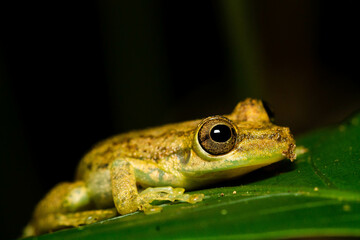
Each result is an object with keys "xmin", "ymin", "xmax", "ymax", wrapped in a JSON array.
[{"xmin": 180, "ymin": 154, "xmax": 286, "ymax": 189}]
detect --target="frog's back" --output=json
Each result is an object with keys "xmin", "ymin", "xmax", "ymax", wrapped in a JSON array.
[{"xmin": 75, "ymin": 119, "xmax": 200, "ymax": 180}]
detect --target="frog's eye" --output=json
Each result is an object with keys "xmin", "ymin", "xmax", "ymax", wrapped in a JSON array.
[{"xmin": 198, "ymin": 116, "xmax": 237, "ymax": 155}]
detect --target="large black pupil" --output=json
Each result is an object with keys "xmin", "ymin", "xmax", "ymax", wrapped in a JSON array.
[{"xmin": 210, "ymin": 125, "xmax": 232, "ymax": 142}]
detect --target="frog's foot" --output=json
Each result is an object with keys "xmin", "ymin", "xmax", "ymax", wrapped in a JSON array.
[
  {"xmin": 138, "ymin": 187, "xmax": 204, "ymax": 214},
  {"xmin": 23, "ymin": 209, "xmax": 117, "ymax": 237}
]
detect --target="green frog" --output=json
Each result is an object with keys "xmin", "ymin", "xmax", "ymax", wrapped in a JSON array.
[{"xmin": 23, "ymin": 98, "xmax": 296, "ymax": 236}]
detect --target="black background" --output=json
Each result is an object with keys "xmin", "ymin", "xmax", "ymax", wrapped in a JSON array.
[{"xmin": 0, "ymin": 1, "xmax": 359, "ymax": 239}]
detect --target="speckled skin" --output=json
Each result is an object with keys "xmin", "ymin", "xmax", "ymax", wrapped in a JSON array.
[{"xmin": 23, "ymin": 99, "xmax": 296, "ymax": 237}]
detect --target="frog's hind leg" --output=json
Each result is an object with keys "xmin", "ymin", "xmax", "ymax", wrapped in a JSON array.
[
  {"xmin": 24, "ymin": 208, "xmax": 117, "ymax": 237},
  {"xmin": 23, "ymin": 181, "xmax": 116, "ymax": 237}
]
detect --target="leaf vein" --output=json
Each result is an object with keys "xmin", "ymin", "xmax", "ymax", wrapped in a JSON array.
[{"xmin": 308, "ymin": 156, "xmax": 336, "ymax": 188}]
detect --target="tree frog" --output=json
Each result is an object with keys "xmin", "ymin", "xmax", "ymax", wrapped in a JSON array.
[{"xmin": 23, "ymin": 99, "xmax": 296, "ymax": 237}]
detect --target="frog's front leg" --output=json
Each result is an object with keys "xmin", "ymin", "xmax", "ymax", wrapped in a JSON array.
[{"xmin": 110, "ymin": 159, "xmax": 204, "ymax": 215}]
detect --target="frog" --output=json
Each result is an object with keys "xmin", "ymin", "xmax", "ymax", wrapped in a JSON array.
[{"xmin": 23, "ymin": 98, "xmax": 296, "ymax": 237}]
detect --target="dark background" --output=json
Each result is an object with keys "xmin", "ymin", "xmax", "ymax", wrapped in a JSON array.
[{"xmin": 0, "ymin": 1, "xmax": 359, "ymax": 239}]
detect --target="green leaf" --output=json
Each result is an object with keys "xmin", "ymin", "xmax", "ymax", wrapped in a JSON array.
[{"xmin": 28, "ymin": 113, "xmax": 360, "ymax": 240}]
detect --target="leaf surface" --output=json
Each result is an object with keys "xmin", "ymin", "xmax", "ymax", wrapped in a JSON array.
[{"xmin": 28, "ymin": 113, "xmax": 360, "ymax": 240}]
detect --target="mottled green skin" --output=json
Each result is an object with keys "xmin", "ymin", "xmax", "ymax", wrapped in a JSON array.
[{"xmin": 24, "ymin": 99, "xmax": 296, "ymax": 237}]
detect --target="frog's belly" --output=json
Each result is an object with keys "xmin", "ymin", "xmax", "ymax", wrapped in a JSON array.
[{"xmin": 85, "ymin": 169, "xmax": 114, "ymax": 208}]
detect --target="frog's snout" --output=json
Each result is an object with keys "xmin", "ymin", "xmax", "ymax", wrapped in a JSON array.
[{"xmin": 282, "ymin": 143, "xmax": 296, "ymax": 162}]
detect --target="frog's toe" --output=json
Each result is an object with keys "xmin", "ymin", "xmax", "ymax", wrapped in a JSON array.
[
  {"xmin": 22, "ymin": 223, "xmax": 36, "ymax": 238},
  {"xmin": 141, "ymin": 204, "xmax": 163, "ymax": 215},
  {"xmin": 138, "ymin": 186, "xmax": 204, "ymax": 212}
]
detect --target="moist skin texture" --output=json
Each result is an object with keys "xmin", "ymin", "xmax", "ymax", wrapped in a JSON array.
[{"xmin": 23, "ymin": 98, "xmax": 296, "ymax": 237}]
